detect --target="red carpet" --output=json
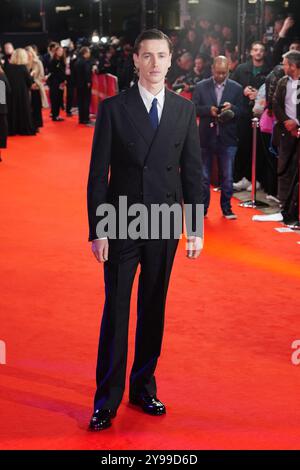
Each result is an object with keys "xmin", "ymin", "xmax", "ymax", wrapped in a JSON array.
[{"xmin": 0, "ymin": 114, "xmax": 300, "ymax": 450}]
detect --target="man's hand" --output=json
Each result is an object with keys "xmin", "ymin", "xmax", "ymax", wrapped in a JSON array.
[
  {"xmin": 183, "ymin": 82, "xmax": 190, "ymax": 92},
  {"xmin": 244, "ymin": 86, "xmax": 257, "ymax": 101},
  {"xmin": 91, "ymin": 239, "xmax": 109, "ymax": 263},
  {"xmin": 244, "ymin": 86, "xmax": 252, "ymax": 97},
  {"xmin": 211, "ymin": 106, "xmax": 219, "ymax": 117},
  {"xmin": 186, "ymin": 236, "xmax": 203, "ymax": 259},
  {"xmin": 279, "ymin": 16, "xmax": 295, "ymax": 38},
  {"xmin": 291, "ymin": 127, "xmax": 300, "ymax": 138},
  {"xmin": 221, "ymin": 102, "xmax": 232, "ymax": 111},
  {"xmin": 284, "ymin": 119, "xmax": 299, "ymax": 132}
]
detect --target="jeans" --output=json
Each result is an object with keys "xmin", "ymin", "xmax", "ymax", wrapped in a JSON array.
[{"xmin": 201, "ymin": 143, "xmax": 237, "ymax": 213}]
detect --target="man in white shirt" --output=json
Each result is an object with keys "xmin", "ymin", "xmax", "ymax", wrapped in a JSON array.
[
  {"xmin": 87, "ymin": 29, "xmax": 203, "ymax": 431},
  {"xmin": 273, "ymin": 50, "xmax": 300, "ymax": 221}
]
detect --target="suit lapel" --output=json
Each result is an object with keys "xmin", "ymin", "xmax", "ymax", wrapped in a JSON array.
[
  {"xmin": 123, "ymin": 84, "xmax": 156, "ymax": 147},
  {"xmin": 221, "ymin": 80, "xmax": 231, "ymax": 105},
  {"xmin": 208, "ymin": 78, "xmax": 218, "ymax": 106},
  {"xmin": 123, "ymin": 85, "xmax": 178, "ymax": 165}
]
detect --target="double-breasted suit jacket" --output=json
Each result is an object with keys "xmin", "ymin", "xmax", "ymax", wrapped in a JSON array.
[{"xmin": 87, "ymin": 83, "xmax": 203, "ymax": 245}]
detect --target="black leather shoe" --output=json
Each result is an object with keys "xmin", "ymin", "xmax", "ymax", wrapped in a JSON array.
[
  {"xmin": 89, "ymin": 408, "xmax": 117, "ymax": 431},
  {"xmin": 129, "ymin": 394, "xmax": 166, "ymax": 415}
]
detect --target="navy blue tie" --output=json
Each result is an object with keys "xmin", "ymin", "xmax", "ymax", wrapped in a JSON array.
[{"xmin": 149, "ymin": 97, "xmax": 159, "ymax": 130}]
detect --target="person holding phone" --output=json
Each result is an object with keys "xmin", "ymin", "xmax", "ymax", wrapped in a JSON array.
[{"xmin": 193, "ymin": 56, "xmax": 243, "ymax": 219}]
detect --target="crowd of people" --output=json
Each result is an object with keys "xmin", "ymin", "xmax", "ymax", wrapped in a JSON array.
[{"xmin": 0, "ymin": 7, "xmax": 299, "ymax": 224}]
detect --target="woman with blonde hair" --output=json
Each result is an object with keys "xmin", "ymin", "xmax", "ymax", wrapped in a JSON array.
[
  {"xmin": 4, "ymin": 48, "xmax": 36, "ymax": 135},
  {"xmin": 10, "ymin": 48, "xmax": 28, "ymax": 66},
  {"xmin": 26, "ymin": 45, "xmax": 48, "ymax": 129}
]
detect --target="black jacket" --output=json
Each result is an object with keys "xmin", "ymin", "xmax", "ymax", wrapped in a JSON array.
[
  {"xmin": 87, "ymin": 84, "xmax": 203, "ymax": 241},
  {"xmin": 272, "ymin": 75, "xmax": 291, "ymax": 146},
  {"xmin": 193, "ymin": 77, "xmax": 243, "ymax": 148},
  {"xmin": 272, "ymin": 75, "xmax": 290, "ymax": 123},
  {"xmin": 74, "ymin": 57, "xmax": 92, "ymax": 89},
  {"xmin": 231, "ymin": 60, "xmax": 271, "ymax": 90},
  {"xmin": 232, "ymin": 60, "xmax": 271, "ymax": 114},
  {"xmin": 265, "ymin": 65, "xmax": 284, "ymax": 111},
  {"xmin": 47, "ymin": 58, "xmax": 66, "ymax": 85}
]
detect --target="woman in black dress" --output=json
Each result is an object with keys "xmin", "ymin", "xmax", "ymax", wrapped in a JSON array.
[
  {"xmin": 4, "ymin": 48, "xmax": 36, "ymax": 136},
  {"xmin": 47, "ymin": 46, "xmax": 66, "ymax": 121},
  {"xmin": 0, "ymin": 65, "xmax": 10, "ymax": 162}
]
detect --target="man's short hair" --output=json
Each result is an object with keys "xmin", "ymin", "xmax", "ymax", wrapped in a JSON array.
[
  {"xmin": 79, "ymin": 46, "xmax": 90, "ymax": 57},
  {"xmin": 289, "ymin": 39, "xmax": 300, "ymax": 50},
  {"xmin": 282, "ymin": 50, "xmax": 300, "ymax": 68},
  {"xmin": 195, "ymin": 53, "xmax": 207, "ymax": 62},
  {"xmin": 48, "ymin": 41, "xmax": 58, "ymax": 51},
  {"xmin": 251, "ymin": 41, "xmax": 265, "ymax": 50},
  {"xmin": 178, "ymin": 51, "xmax": 193, "ymax": 62},
  {"xmin": 133, "ymin": 29, "xmax": 173, "ymax": 55}
]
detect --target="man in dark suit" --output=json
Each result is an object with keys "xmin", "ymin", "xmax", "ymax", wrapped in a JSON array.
[
  {"xmin": 193, "ymin": 56, "xmax": 243, "ymax": 219},
  {"xmin": 87, "ymin": 29, "xmax": 203, "ymax": 431},
  {"xmin": 74, "ymin": 46, "xmax": 92, "ymax": 124}
]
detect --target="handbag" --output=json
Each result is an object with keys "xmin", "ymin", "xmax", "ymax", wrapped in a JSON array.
[{"xmin": 260, "ymin": 108, "xmax": 275, "ymax": 134}]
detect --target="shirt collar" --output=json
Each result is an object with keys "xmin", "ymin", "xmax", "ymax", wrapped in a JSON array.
[
  {"xmin": 138, "ymin": 81, "xmax": 165, "ymax": 108},
  {"xmin": 213, "ymin": 79, "xmax": 227, "ymax": 88}
]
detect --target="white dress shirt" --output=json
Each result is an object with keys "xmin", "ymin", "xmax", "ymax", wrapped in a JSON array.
[
  {"xmin": 285, "ymin": 77, "xmax": 300, "ymax": 125},
  {"xmin": 138, "ymin": 81, "xmax": 165, "ymax": 122}
]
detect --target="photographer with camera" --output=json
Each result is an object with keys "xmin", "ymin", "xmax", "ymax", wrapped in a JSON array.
[
  {"xmin": 167, "ymin": 51, "xmax": 193, "ymax": 87},
  {"xmin": 172, "ymin": 54, "xmax": 211, "ymax": 94},
  {"xmin": 193, "ymin": 56, "xmax": 243, "ymax": 219}
]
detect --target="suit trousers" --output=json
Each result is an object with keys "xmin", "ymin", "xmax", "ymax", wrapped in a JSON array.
[
  {"xmin": 77, "ymin": 86, "xmax": 91, "ymax": 123},
  {"xmin": 66, "ymin": 78, "xmax": 75, "ymax": 114},
  {"xmin": 49, "ymin": 83, "xmax": 63, "ymax": 119},
  {"xmin": 278, "ymin": 134, "xmax": 298, "ymax": 207},
  {"xmin": 93, "ymin": 237, "xmax": 179, "ymax": 412}
]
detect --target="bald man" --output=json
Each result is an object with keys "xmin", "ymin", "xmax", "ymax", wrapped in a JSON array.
[{"xmin": 193, "ymin": 56, "xmax": 243, "ymax": 219}]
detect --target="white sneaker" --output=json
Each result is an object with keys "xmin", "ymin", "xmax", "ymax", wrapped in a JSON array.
[
  {"xmin": 252, "ymin": 213, "xmax": 283, "ymax": 222},
  {"xmin": 233, "ymin": 177, "xmax": 251, "ymax": 191},
  {"xmin": 266, "ymin": 194, "xmax": 280, "ymax": 204},
  {"xmin": 246, "ymin": 181, "xmax": 261, "ymax": 192}
]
